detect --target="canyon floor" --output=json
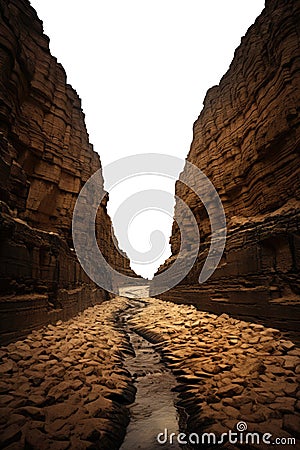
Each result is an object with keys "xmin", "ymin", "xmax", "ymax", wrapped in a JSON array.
[{"xmin": 0, "ymin": 297, "xmax": 299, "ymax": 450}]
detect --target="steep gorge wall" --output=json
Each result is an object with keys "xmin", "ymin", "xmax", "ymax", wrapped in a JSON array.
[
  {"xmin": 0, "ymin": 0, "xmax": 133, "ymax": 342},
  {"xmin": 158, "ymin": 0, "xmax": 300, "ymax": 331}
]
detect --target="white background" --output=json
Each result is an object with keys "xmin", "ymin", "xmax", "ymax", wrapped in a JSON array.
[{"xmin": 30, "ymin": 0, "xmax": 265, "ymax": 278}]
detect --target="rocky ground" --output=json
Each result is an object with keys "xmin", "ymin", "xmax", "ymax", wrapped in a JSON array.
[
  {"xmin": 129, "ymin": 298, "xmax": 300, "ymax": 449},
  {"xmin": 0, "ymin": 298, "xmax": 135, "ymax": 450},
  {"xmin": 0, "ymin": 296, "xmax": 300, "ymax": 449}
]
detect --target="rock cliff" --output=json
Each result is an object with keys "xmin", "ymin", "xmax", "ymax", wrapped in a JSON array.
[
  {"xmin": 0, "ymin": 0, "xmax": 133, "ymax": 342},
  {"xmin": 157, "ymin": 0, "xmax": 300, "ymax": 331}
]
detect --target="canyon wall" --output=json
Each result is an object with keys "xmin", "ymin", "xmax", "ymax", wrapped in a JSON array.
[
  {"xmin": 0, "ymin": 0, "xmax": 133, "ymax": 343},
  {"xmin": 158, "ymin": 0, "xmax": 300, "ymax": 331}
]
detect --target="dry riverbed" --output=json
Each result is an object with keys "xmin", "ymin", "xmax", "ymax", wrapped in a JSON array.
[
  {"xmin": 129, "ymin": 298, "xmax": 300, "ymax": 449},
  {"xmin": 0, "ymin": 296, "xmax": 299, "ymax": 449}
]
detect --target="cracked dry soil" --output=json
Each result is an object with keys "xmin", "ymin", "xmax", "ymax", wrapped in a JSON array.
[{"xmin": 0, "ymin": 296, "xmax": 299, "ymax": 449}]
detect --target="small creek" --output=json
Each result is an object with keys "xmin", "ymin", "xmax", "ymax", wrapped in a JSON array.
[{"xmin": 119, "ymin": 300, "xmax": 182, "ymax": 450}]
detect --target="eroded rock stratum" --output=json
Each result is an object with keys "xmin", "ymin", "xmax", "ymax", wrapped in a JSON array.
[
  {"xmin": 0, "ymin": 0, "xmax": 300, "ymax": 449},
  {"xmin": 0, "ymin": 0, "xmax": 299, "ymax": 338},
  {"xmin": 0, "ymin": 0, "xmax": 134, "ymax": 343},
  {"xmin": 157, "ymin": 0, "xmax": 300, "ymax": 331}
]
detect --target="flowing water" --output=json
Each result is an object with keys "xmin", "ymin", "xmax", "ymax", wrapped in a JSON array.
[{"xmin": 120, "ymin": 301, "xmax": 182, "ymax": 450}]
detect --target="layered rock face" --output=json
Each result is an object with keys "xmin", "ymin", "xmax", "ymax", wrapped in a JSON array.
[
  {"xmin": 158, "ymin": 0, "xmax": 300, "ymax": 331},
  {"xmin": 0, "ymin": 0, "xmax": 133, "ymax": 342}
]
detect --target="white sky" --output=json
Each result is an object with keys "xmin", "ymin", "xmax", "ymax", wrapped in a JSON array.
[{"xmin": 30, "ymin": 0, "xmax": 265, "ymax": 279}]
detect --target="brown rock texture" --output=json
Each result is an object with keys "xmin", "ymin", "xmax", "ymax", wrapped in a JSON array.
[
  {"xmin": 0, "ymin": 0, "xmax": 134, "ymax": 343},
  {"xmin": 1, "ymin": 296, "xmax": 299, "ymax": 449},
  {"xmin": 157, "ymin": 0, "xmax": 300, "ymax": 331},
  {"xmin": 0, "ymin": 298, "xmax": 136, "ymax": 450},
  {"xmin": 127, "ymin": 298, "xmax": 300, "ymax": 449}
]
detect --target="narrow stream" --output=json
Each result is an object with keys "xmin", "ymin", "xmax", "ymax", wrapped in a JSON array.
[{"xmin": 120, "ymin": 301, "xmax": 182, "ymax": 450}]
